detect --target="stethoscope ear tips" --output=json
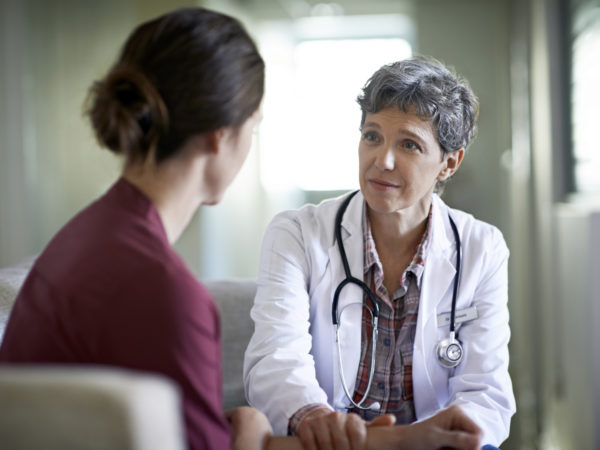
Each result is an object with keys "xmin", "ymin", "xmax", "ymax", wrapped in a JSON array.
[{"xmin": 436, "ymin": 335, "xmax": 464, "ymax": 368}]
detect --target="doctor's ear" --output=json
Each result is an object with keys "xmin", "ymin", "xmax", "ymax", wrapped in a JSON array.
[{"xmin": 438, "ymin": 148, "xmax": 465, "ymax": 181}]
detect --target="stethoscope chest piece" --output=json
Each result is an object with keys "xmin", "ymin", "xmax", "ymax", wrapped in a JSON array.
[{"xmin": 436, "ymin": 332, "xmax": 463, "ymax": 368}]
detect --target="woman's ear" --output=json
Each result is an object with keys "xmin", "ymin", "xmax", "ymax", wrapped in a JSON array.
[
  {"xmin": 204, "ymin": 128, "xmax": 227, "ymax": 154},
  {"xmin": 438, "ymin": 148, "xmax": 465, "ymax": 181}
]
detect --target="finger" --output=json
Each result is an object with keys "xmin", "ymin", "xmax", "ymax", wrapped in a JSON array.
[
  {"xmin": 367, "ymin": 414, "xmax": 396, "ymax": 428},
  {"xmin": 312, "ymin": 416, "xmax": 334, "ymax": 449},
  {"xmin": 446, "ymin": 406, "xmax": 483, "ymax": 435},
  {"xmin": 455, "ymin": 416, "xmax": 483, "ymax": 436},
  {"xmin": 345, "ymin": 413, "xmax": 368, "ymax": 450},
  {"xmin": 297, "ymin": 422, "xmax": 319, "ymax": 450},
  {"xmin": 328, "ymin": 412, "xmax": 350, "ymax": 450},
  {"xmin": 436, "ymin": 429, "xmax": 482, "ymax": 450}
]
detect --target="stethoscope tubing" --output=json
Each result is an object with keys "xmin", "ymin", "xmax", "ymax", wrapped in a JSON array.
[
  {"xmin": 332, "ymin": 191, "xmax": 379, "ymax": 326},
  {"xmin": 448, "ymin": 214, "xmax": 462, "ymax": 334}
]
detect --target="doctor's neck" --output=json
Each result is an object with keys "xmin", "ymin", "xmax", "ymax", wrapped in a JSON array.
[{"xmin": 367, "ymin": 197, "xmax": 432, "ymax": 248}]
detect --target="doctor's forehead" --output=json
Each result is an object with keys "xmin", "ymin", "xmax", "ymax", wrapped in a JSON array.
[{"xmin": 362, "ymin": 109, "xmax": 435, "ymax": 139}]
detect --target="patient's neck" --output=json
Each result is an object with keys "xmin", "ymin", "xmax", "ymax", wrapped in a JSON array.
[{"xmin": 122, "ymin": 149, "xmax": 206, "ymax": 245}]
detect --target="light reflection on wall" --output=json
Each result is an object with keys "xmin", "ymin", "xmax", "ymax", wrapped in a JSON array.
[{"xmin": 257, "ymin": 16, "xmax": 413, "ymax": 192}]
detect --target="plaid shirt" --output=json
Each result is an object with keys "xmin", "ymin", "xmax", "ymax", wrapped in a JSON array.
[
  {"xmin": 348, "ymin": 204, "xmax": 432, "ymax": 423},
  {"xmin": 288, "ymin": 201, "xmax": 432, "ymax": 433}
]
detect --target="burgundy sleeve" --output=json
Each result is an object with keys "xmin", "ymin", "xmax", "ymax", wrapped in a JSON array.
[{"xmin": 105, "ymin": 268, "xmax": 232, "ymax": 450}]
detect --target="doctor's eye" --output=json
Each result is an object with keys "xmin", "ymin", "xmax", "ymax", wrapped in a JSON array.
[
  {"xmin": 361, "ymin": 131, "xmax": 380, "ymax": 144},
  {"xmin": 402, "ymin": 139, "xmax": 422, "ymax": 153}
]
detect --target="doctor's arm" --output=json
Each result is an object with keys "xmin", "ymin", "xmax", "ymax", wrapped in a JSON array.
[{"xmin": 243, "ymin": 213, "xmax": 331, "ymax": 435}]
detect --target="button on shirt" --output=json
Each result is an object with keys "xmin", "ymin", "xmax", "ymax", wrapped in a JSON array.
[{"xmin": 349, "ymin": 203, "xmax": 432, "ymax": 423}]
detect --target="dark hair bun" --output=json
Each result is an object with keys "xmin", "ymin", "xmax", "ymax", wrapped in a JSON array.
[
  {"xmin": 86, "ymin": 8, "xmax": 264, "ymax": 163},
  {"xmin": 87, "ymin": 65, "xmax": 168, "ymax": 160}
]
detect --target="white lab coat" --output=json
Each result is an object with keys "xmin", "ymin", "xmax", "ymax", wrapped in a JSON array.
[{"xmin": 243, "ymin": 191, "xmax": 516, "ymax": 446}]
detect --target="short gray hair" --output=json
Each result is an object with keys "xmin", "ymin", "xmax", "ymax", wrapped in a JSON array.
[{"xmin": 357, "ymin": 56, "xmax": 479, "ymax": 155}]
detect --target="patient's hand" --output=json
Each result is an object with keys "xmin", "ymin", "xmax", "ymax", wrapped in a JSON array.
[
  {"xmin": 411, "ymin": 405, "xmax": 482, "ymax": 450},
  {"xmin": 227, "ymin": 406, "xmax": 273, "ymax": 450}
]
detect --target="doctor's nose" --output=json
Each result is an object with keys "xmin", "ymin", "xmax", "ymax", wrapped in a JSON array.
[{"xmin": 374, "ymin": 147, "xmax": 395, "ymax": 171}]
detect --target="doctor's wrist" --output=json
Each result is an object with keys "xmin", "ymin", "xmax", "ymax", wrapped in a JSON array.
[{"xmin": 288, "ymin": 404, "xmax": 332, "ymax": 435}]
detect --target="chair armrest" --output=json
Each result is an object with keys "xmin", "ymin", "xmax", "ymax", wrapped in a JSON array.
[{"xmin": 0, "ymin": 365, "xmax": 186, "ymax": 450}]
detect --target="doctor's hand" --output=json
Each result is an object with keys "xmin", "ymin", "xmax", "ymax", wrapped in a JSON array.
[
  {"xmin": 296, "ymin": 407, "xmax": 396, "ymax": 450},
  {"xmin": 367, "ymin": 405, "xmax": 483, "ymax": 450},
  {"xmin": 412, "ymin": 405, "xmax": 482, "ymax": 450}
]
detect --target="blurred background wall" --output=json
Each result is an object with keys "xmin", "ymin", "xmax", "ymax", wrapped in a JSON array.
[{"xmin": 1, "ymin": 0, "xmax": 599, "ymax": 448}]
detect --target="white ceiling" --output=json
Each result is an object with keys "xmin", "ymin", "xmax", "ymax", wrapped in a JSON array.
[{"xmin": 230, "ymin": 0, "xmax": 415, "ymax": 21}]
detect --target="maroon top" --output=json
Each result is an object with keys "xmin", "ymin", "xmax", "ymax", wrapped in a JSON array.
[{"xmin": 0, "ymin": 178, "xmax": 231, "ymax": 450}]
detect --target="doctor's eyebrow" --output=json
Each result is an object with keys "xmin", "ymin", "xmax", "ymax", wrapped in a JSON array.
[
  {"xmin": 361, "ymin": 121, "xmax": 428, "ymax": 145},
  {"xmin": 361, "ymin": 121, "xmax": 382, "ymax": 130},
  {"xmin": 397, "ymin": 128, "xmax": 428, "ymax": 144}
]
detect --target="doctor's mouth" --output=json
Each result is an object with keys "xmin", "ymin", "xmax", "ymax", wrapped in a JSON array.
[{"xmin": 368, "ymin": 178, "xmax": 401, "ymax": 191}]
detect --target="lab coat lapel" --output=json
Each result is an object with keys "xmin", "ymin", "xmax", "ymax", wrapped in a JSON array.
[
  {"xmin": 413, "ymin": 195, "xmax": 457, "ymax": 415},
  {"xmin": 419, "ymin": 197, "xmax": 456, "ymax": 330},
  {"xmin": 327, "ymin": 191, "xmax": 365, "ymax": 409}
]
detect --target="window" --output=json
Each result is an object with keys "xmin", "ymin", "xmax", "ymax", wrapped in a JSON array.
[
  {"xmin": 257, "ymin": 15, "xmax": 413, "ymax": 192},
  {"xmin": 571, "ymin": 6, "xmax": 600, "ymax": 194}
]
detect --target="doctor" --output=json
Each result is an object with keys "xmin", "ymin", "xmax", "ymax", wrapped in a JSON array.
[{"xmin": 244, "ymin": 57, "xmax": 515, "ymax": 449}]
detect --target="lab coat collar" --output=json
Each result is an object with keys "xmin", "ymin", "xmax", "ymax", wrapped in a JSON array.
[
  {"xmin": 340, "ymin": 192, "xmax": 454, "ymax": 254},
  {"xmin": 338, "ymin": 190, "xmax": 364, "ymax": 243},
  {"xmin": 331, "ymin": 189, "xmax": 365, "ymax": 307},
  {"xmin": 333, "ymin": 191, "xmax": 457, "ymax": 313},
  {"xmin": 429, "ymin": 194, "xmax": 455, "ymax": 256}
]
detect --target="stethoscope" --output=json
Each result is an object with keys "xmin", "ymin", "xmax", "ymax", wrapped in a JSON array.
[{"xmin": 331, "ymin": 191, "xmax": 464, "ymax": 411}]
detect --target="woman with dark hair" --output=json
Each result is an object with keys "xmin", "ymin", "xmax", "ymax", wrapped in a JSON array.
[
  {"xmin": 0, "ymin": 7, "xmax": 269, "ymax": 450},
  {"xmin": 245, "ymin": 57, "xmax": 515, "ymax": 449}
]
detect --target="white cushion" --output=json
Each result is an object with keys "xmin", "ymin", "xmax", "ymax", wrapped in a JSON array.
[{"xmin": 0, "ymin": 366, "xmax": 186, "ymax": 450}]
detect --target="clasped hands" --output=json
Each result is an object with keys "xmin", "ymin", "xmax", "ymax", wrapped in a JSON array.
[
  {"xmin": 295, "ymin": 405, "xmax": 482, "ymax": 450},
  {"xmin": 229, "ymin": 404, "xmax": 483, "ymax": 450}
]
